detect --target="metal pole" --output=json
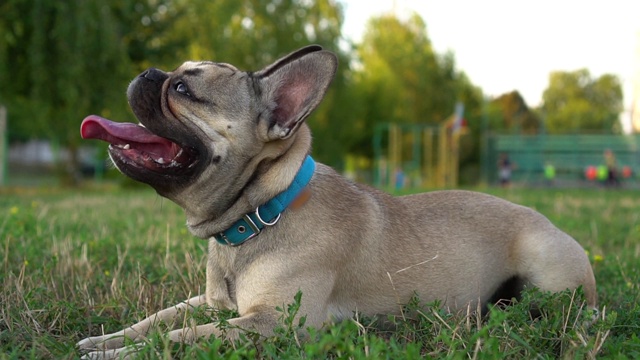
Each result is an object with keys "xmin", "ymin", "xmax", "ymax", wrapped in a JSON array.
[
  {"xmin": 480, "ymin": 99, "xmax": 489, "ymax": 185},
  {"xmin": 373, "ymin": 123, "xmax": 384, "ymax": 187},
  {"xmin": 0, "ymin": 106, "xmax": 6, "ymax": 186}
]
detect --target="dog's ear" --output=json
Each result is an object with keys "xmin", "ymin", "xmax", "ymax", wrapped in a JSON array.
[{"xmin": 254, "ymin": 45, "xmax": 337, "ymax": 141}]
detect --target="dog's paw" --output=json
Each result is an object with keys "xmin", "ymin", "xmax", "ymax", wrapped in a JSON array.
[
  {"xmin": 583, "ymin": 306, "xmax": 601, "ymax": 327},
  {"xmin": 79, "ymin": 345, "xmax": 143, "ymax": 360},
  {"xmin": 77, "ymin": 334, "xmax": 126, "ymax": 352},
  {"xmin": 77, "ymin": 336, "xmax": 101, "ymax": 352}
]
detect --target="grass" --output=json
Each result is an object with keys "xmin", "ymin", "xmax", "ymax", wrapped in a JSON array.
[{"xmin": 1, "ymin": 185, "xmax": 639, "ymax": 359}]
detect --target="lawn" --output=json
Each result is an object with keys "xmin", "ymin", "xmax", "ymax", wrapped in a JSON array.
[{"xmin": 1, "ymin": 185, "xmax": 639, "ymax": 359}]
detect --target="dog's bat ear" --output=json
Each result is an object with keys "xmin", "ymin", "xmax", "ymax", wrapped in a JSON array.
[{"xmin": 255, "ymin": 45, "xmax": 338, "ymax": 141}]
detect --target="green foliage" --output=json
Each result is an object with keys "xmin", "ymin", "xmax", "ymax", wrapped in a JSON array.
[
  {"xmin": 387, "ymin": 288, "xmax": 611, "ymax": 359},
  {"xmin": 1, "ymin": 187, "xmax": 639, "ymax": 358},
  {"xmin": 359, "ymin": 14, "xmax": 458, "ymax": 125},
  {"xmin": 486, "ymin": 91, "xmax": 542, "ymax": 134},
  {"xmin": 340, "ymin": 13, "xmax": 483, "ymax": 166},
  {"xmin": 174, "ymin": 0, "xmax": 344, "ymax": 69},
  {"xmin": 107, "ymin": 0, "xmax": 186, "ymax": 72},
  {"xmin": 542, "ymin": 69, "xmax": 623, "ymax": 134},
  {"xmin": 0, "ymin": 0, "xmax": 135, "ymax": 142}
]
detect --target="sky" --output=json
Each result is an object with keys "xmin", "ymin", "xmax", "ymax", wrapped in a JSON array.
[{"xmin": 339, "ymin": 0, "xmax": 640, "ymax": 126}]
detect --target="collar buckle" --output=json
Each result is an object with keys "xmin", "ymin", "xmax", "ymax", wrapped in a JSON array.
[
  {"xmin": 218, "ymin": 207, "xmax": 282, "ymax": 246},
  {"xmin": 241, "ymin": 212, "xmax": 262, "ymax": 240}
]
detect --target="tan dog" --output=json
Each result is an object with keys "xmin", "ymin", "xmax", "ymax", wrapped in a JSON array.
[{"xmin": 78, "ymin": 46, "xmax": 596, "ymax": 358}]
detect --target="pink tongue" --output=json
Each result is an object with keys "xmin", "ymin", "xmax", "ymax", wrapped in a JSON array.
[
  {"xmin": 81, "ymin": 115, "xmax": 180, "ymax": 160},
  {"xmin": 81, "ymin": 115, "xmax": 172, "ymax": 145}
]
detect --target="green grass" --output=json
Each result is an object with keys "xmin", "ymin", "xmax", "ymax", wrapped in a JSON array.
[{"xmin": 1, "ymin": 186, "xmax": 639, "ymax": 359}]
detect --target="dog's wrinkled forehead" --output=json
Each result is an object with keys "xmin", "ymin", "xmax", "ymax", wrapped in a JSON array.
[{"xmin": 175, "ymin": 61, "xmax": 240, "ymax": 76}]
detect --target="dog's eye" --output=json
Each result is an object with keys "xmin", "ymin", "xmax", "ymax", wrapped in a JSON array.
[{"xmin": 175, "ymin": 81, "xmax": 191, "ymax": 96}]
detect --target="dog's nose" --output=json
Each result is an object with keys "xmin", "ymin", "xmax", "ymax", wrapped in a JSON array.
[{"xmin": 140, "ymin": 68, "xmax": 166, "ymax": 82}]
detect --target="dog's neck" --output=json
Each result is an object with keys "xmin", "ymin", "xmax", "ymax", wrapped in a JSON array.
[
  {"xmin": 185, "ymin": 125, "xmax": 313, "ymax": 240},
  {"xmin": 212, "ymin": 155, "xmax": 315, "ymax": 246}
]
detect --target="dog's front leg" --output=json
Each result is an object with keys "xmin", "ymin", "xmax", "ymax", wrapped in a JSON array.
[
  {"xmin": 164, "ymin": 307, "xmax": 282, "ymax": 344},
  {"xmin": 77, "ymin": 295, "xmax": 206, "ymax": 357},
  {"xmin": 80, "ymin": 308, "xmax": 284, "ymax": 359}
]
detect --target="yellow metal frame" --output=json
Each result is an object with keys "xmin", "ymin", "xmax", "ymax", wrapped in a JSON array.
[{"xmin": 387, "ymin": 114, "xmax": 467, "ymax": 188}]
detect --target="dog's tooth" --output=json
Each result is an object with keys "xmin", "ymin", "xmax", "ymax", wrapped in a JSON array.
[
  {"xmin": 123, "ymin": 144, "xmax": 130, "ymax": 150},
  {"xmin": 157, "ymin": 158, "xmax": 165, "ymax": 164}
]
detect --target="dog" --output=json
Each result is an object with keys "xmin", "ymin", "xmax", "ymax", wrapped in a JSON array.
[{"xmin": 78, "ymin": 45, "xmax": 596, "ymax": 358}]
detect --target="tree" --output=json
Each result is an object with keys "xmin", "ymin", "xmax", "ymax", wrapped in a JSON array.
[
  {"xmin": 348, "ymin": 12, "xmax": 483, "ymax": 173},
  {"xmin": 356, "ymin": 14, "xmax": 459, "ymax": 128},
  {"xmin": 541, "ymin": 69, "xmax": 623, "ymax": 133},
  {"xmin": 167, "ymin": 0, "xmax": 344, "ymax": 69},
  {"xmin": 486, "ymin": 91, "xmax": 542, "ymax": 134},
  {"xmin": 108, "ymin": 0, "xmax": 186, "ymax": 73},
  {"xmin": 0, "ymin": 0, "xmax": 140, "ymax": 183}
]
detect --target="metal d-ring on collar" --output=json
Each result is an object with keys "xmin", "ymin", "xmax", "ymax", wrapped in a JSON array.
[
  {"xmin": 255, "ymin": 206, "xmax": 281, "ymax": 226},
  {"xmin": 214, "ymin": 156, "xmax": 315, "ymax": 246}
]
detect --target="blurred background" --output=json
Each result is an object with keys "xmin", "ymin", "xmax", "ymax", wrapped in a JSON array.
[{"xmin": 1, "ymin": 0, "xmax": 639, "ymax": 189}]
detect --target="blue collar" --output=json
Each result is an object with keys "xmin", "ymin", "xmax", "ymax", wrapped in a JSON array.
[{"xmin": 213, "ymin": 155, "xmax": 316, "ymax": 246}]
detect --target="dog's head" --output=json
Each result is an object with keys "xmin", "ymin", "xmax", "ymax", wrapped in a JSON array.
[{"xmin": 81, "ymin": 46, "xmax": 337, "ymax": 231}]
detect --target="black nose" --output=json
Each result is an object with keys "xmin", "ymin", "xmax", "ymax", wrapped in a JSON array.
[{"xmin": 140, "ymin": 68, "xmax": 166, "ymax": 82}]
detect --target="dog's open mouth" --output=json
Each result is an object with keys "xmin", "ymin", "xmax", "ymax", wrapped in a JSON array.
[{"xmin": 80, "ymin": 115, "xmax": 197, "ymax": 173}]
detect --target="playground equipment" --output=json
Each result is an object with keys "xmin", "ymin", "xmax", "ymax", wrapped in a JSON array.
[{"xmin": 373, "ymin": 104, "xmax": 467, "ymax": 189}]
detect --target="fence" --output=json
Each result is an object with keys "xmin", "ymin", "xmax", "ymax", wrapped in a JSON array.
[{"xmin": 486, "ymin": 134, "xmax": 640, "ymax": 186}]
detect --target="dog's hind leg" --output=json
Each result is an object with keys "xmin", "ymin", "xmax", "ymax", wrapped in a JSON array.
[{"xmin": 515, "ymin": 228, "xmax": 597, "ymax": 308}]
